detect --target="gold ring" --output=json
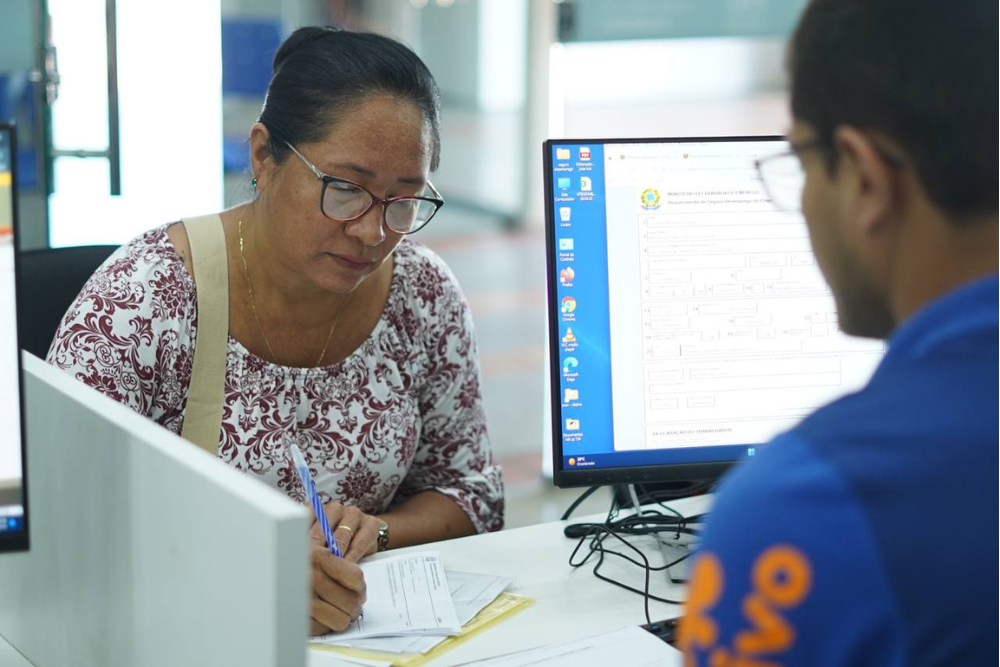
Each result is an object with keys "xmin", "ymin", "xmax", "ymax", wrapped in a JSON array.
[{"xmin": 334, "ymin": 525, "xmax": 355, "ymax": 536}]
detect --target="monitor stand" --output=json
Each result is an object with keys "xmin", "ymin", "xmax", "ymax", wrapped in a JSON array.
[
  {"xmin": 613, "ymin": 480, "xmax": 713, "ymax": 509},
  {"xmin": 657, "ymin": 531, "xmax": 697, "ymax": 584},
  {"xmin": 619, "ymin": 483, "xmax": 705, "ymax": 585}
]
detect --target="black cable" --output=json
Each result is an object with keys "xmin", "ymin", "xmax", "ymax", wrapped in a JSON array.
[
  {"xmin": 636, "ymin": 484, "xmax": 687, "ymax": 518},
  {"xmin": 563, "ymin": 492, "xmax": 707, "ymax": 618},
  {"xmin": 578, "ymin": 525, "xmax": 698, "ymax": 573},
  {"xmin": 568, "ymin": 524, "xmax": 655, "ymax": 624},
  {"xmin": 568, "ymin": 523, "xmax": 694, "ymax": 622},
  {"xmin": 564, "ymin": 506, "xmax": 700, "ymax": 538},
  {"xmin": 634, "ymin": 480, "xmax": 717, "ymax": 506},
  {"xmin": 560, "ymin": 485, "xmax": 601, "ymax": 521}
]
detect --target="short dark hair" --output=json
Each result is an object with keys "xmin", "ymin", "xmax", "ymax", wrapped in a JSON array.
[
  {"xmin": 258, "ymin": 27, "xmax": 442, "ymax": 170},
  {"xmin": 789, "ymin": 0, "xmax": 997, "ymax": 219}
]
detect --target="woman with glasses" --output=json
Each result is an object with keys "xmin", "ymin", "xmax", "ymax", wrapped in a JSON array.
[{"xmin": 46, "ymin": 27, "xmax": 503, "ymax": 635}]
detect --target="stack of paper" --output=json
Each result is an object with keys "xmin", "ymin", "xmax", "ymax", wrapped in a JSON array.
[
  {"xmin": 310, "ymin": 551, "xmax": 514, "ymax": 655},
  {"xmin": 309, "ymin": 593, "xmax": 532, "ymax": 667}
]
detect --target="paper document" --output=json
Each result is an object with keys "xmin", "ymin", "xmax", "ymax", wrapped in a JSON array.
[
  {"xmin": 312, "ymin": 552, "xmax": 461, "ymax": 643},
  {"xmin": 319, "ymin": 570, "xmax": 514, "ymax": 655},
  {"xmin": 465, "ymin": 625, "xmax": 681, "ymax": 666},
  {"xmin": 310, "ymin": 594, "xmax": 533, "ymax": 667},
  {"xmin": 449, "ymin": 571, "xmax": 516, "ymax": 626}
]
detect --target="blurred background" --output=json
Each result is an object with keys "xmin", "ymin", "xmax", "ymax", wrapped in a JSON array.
[{"xmin": 0, "ymin": 0, "xmax": 805, "ymax": 527}]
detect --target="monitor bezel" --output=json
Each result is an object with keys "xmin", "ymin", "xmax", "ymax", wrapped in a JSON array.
[
  {"xmin": 0, "ymin": 120, "xmax": 29, "ymax": 552},
  {"xmin": 543, "ymin": 135, "xmax": 785, "ymax": 489}
]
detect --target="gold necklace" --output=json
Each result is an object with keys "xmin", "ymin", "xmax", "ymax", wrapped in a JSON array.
[{"xmin": 238, "ymin": 217, "xmax": 349, "ymax": 366}]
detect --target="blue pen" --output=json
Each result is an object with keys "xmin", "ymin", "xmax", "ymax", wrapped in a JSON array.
[
  {"xmin": 289, "ymin": 443, "xmax": 364, "ymax": 622},
  {"xmin": 289, "ymin": 442, "xmax": 342, "ymax": 557}
]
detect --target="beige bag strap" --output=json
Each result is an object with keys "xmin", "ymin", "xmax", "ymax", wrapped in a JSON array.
[{"xmin": 179, "ymin": 214, "xmax": 229, "ymax": 455}]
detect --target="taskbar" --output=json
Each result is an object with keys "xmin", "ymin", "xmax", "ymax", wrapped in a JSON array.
[
  {"xmin": 563, "ymin": 443, "xmax": 757, "ymax": 471},
  {"xmin": 0, "ymin": 505, "xmax": 25, "ymax": 532}
]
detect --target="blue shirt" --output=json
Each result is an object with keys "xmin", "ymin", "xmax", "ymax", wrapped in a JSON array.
[{"xmin": 681, "ymin": 275, "xmax": 999, "ymax": 666}]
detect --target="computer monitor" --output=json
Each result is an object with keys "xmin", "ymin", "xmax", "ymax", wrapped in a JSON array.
[
  {"xmin": 545, "ymin": 136, "xmax": 884, "ymax": 489},
  {"xmin": 0, "ymin": 121, "xmax": 28, "ymax": 552}
]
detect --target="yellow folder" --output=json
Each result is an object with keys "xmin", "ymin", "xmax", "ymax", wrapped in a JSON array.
[{"xmin": 309, "ymin": 592, "xmax": 534, "ymax": 667}]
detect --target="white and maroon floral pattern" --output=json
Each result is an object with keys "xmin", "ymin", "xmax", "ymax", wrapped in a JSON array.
[{"xmin": 47, "ymin": 225, "xmax": 504, "ymax": 533}]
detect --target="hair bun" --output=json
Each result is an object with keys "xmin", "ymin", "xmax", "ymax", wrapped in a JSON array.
[
  {"xmin": 259, "ymin": 26, "xmax": 442, "ymax": 171},
  {"xmin": 272, "ymin": 26, "xmax": 343, "ymax": 74}
]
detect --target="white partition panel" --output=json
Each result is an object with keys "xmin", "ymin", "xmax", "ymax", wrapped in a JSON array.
[{"xmin": 0, "ymin": 355, "xmax": 310, "ymax": 667}]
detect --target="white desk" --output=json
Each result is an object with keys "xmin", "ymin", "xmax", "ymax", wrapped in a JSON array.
[
  {"xmin": 380, "ymin": 493, "xmax": 711, "ymax": 666},
  {"xmin": 3, "ymin": 495, "xmax": 710, "ymax": 667}
]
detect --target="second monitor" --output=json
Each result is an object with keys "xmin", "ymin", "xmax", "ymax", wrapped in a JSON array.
[
  {"xmin": 0, "ymin": 121, "xmax": 27, "ymax": 553},
  {"xmin": 544, "ymin": 136, "xmax": 884, "ymax": 490}
]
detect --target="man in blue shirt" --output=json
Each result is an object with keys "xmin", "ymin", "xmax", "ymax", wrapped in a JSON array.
[{"xmin": 680, "ymin": 1, "xmax": 997, "ymax": 665}]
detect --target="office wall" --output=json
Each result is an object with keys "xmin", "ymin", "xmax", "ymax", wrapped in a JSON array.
[{"xmin": 420, "ymin": 1, "xmax": 482, "ymax": 108}]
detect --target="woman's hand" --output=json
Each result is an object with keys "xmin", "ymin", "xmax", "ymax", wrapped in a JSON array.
[
  {"xmin": 308, "ymin": 541, "xmax": 366, "ymax": 635},
  {"xmin": 311, "ymin": 502, "xmax": 382, "ymax": 562},
  {"xmin": 307, "ymin": 502, "xmax": 382, "ymax": 636}
]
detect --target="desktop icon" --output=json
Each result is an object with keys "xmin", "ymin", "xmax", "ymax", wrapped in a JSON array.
[
  {"xmin": 559, "ymin": 207, "xmax": 572, "ymax": 222},
  {"xmin": 562, "ymin": 328, "xmax": 576, "ymax": 343},
  {"xmin": 565, "ymin": 418, "xmax": 580, "ymax": 431},
  {"xmin": 557, "ymin": 177, "xmax": 571, "ymax": 189},
  {"xmin": 564, "ymin": 388, "xmax": 579, "ymax": 402},
  {"xmin": 579, "ymin": 147, "xmax": 591, "ymax": 160},
  {"xmin": 568, "ymin": 457, "xmax": 576, "ymax": 466},
  {"xmin": 563, "ymin": 357, "xmax": 579, "ymax": 373},
  {"xmin": 561, "ymin": 297, "xmax": 576, "ymax": 313},
  {"xmin": 559, "ymin": 238, "xmax": 574, "ymax": 251},
  {"xmin": 556, "ymin": 147, "xmax": 571, "ymax": 160},
  {"xmin": 580, "ymin": 177, "xmax": 592, "ymax": 191},
  {"xmin": 560, "ymin": 267, "xmax": 575, "ymax": 285}
]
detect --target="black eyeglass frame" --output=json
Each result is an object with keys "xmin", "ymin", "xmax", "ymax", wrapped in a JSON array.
[
  {"xmin": 755, "ymin": 138, "xmax": 905, "ymax": 171},
  {"xmin": 285, "ymin": 142, "xmax": 445, "ymax": 235},
  {"xmin": 754, "ymin": 138, "xmax": 905, "ymax": 211}
]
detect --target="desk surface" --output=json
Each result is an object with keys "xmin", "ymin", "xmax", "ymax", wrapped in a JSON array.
[
  {"xmin": 2, "ymin": 495, "xmax": 709, "ymax": 667},
  {"xmin": 388, "ymin": 493, "xmax": 710, "ymax": 666}
]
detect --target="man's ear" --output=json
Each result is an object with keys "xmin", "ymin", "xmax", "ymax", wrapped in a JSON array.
[
  {"xmin": 248, "ymin": 122, "xmax": 276, "ymax": 190},
  {"xmin": 832, "ymin": 126, "xmax": 897, "ymax": 236}
]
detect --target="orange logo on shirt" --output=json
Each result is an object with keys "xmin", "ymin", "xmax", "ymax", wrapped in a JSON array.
[
  {"xmin": 680, "ymin": 545, "xmax": 813, "ymax": 666},
  {"xmin": 678, "ymin": 553, "xmax": 723, "ymax": 665}
]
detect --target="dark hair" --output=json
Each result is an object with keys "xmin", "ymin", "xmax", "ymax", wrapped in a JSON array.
[
  {"xmin": 258, "ymin": 27, "xmax": 442, "ymax": 170},
  {"xmin": 789, "ymin": 0, "xmax": 997, "ymax": 219}
]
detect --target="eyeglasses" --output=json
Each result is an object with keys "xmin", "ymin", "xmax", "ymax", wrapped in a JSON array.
[
  {"xmin": 754, "ymin": 140, "xmax": 825, "ymax": 212},
  {"xmin": 285, "ymin": 142, "xmax": 444, "ymax": 235},
  {"xmin": 755, "ymin": 139, "xmax": 905, "ymax": 212}
]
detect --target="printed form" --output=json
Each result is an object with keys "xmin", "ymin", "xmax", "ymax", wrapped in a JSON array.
[
  {"xmin": 605, "ymin": 143, "xmax": 883, "ymax": 451},
  {"xmin": 312, "ymin": 552, "xmax": 462, "ymax": 642},
  {"xmin": 315, "ymin": 570, "xmax": 514, "ymax": 654}
]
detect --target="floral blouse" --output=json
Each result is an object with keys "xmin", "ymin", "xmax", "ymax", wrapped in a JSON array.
[{"xmin": 47, "ymin": 225, "xmax": 504, "ymax": 533}]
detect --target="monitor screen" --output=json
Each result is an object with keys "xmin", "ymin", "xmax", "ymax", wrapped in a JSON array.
[
  {"xmin": 545, "ymin": 136, "xmax": 884, "ymax": 488},
  {"xmin": 0, "ymin": 122, "xmax": 28, "ymax": 551}
]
